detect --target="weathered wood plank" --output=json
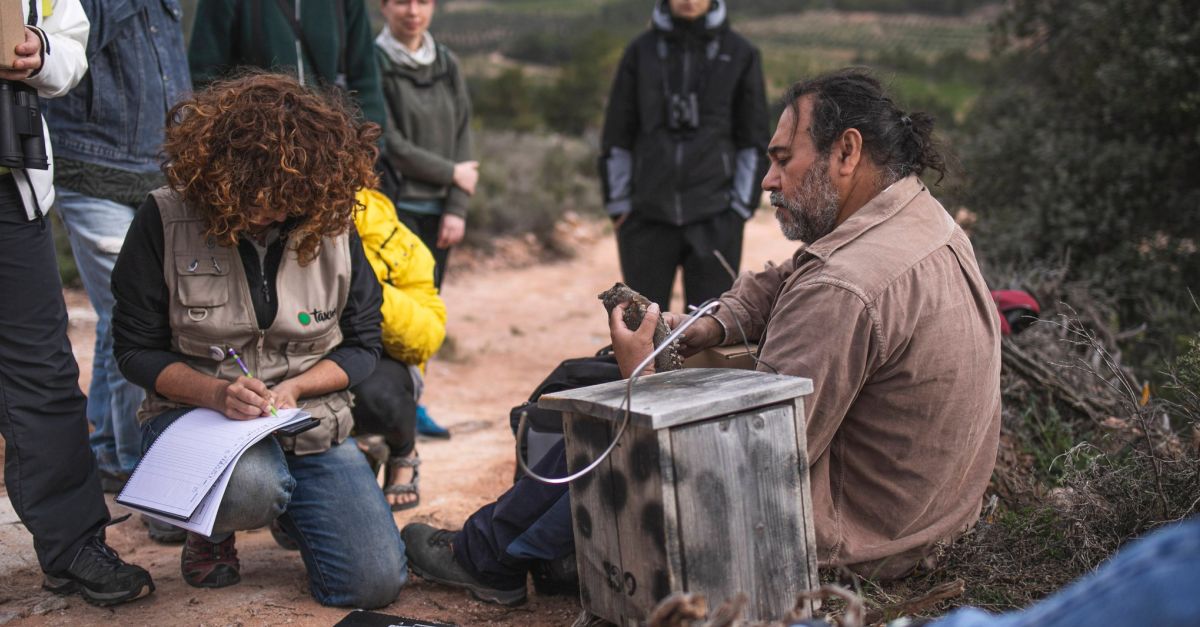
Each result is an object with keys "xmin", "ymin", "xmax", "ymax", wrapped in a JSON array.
[
  {"xmin": 541, "ymin": 368, "xmax": 814, "ymax": 430},
  {"xmin": 657, "ymin": 428, "xmax": 687, "ymax": 602},
  {"xmin": 564, "ymin": 413, "xmax": 629, "ymax": 624},
  {"xmin": 606, "ymin": 424, "xmax": 671, "ymax": 623},
  {"xmin": 793, "ymin": 396, "xmax": 819, "ymax": 618},
  {"xmin": 670, "ymin": 404, "xmax": 814, "ymax": 621}
]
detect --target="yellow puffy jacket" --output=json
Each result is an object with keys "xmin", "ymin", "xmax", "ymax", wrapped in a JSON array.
[{"xmin": 354, "ymin": 189, "xmax": 447, "ymax": 365}]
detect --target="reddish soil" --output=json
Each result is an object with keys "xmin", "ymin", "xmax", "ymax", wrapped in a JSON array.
[{"xmin": 0, "ymin": 212, "xmax": 798, "ymax": 626}]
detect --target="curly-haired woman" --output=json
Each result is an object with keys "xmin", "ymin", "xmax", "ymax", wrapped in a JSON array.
[{"xmin": 110, "ymin": 73, "xmax": 405, "ymax": 607}]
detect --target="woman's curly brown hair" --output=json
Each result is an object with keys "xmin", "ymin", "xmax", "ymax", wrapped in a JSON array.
[{"xmin": 162, "ymin": 72, "xmax": 381, "ymax": 265}]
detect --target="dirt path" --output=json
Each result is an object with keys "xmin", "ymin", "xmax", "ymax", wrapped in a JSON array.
[{"xmin": 0, "ymin": 212, "xmax": 799, "ymax": 626}]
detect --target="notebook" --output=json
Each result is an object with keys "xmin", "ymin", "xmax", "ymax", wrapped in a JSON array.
[{"xmin": 116, "ymin": 407, "xmax": 312, "ymax": 537}]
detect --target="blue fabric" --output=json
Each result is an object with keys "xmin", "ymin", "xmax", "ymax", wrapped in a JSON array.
[
  {"xmin": 929, "ymin": 516, "xmax": 1200, "ymax": 627},
  {"xmin": 44, "ymin": 0, "xmax": 191, "ymax": 172},
  {"xmin": 142, "ymin": 411, "xmax": 407, "ymax": 608},
  {"xmin": 415, "ymin": 404, "xmax": 449, "ymax": 438},
  {"xmin": 506, "ymin": 491, "xmax": 573, "ymax": 561},
  {"xmin": 56, "ymin": 189, "xmax": 144, "ymax": 475},
  {"xmin": 454, "ymin": 440, "xmax": 572, "ymax": 588}
]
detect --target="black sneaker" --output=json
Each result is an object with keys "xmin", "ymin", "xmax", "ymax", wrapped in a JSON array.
[
  {"xmin": 42, "ymin": 535, "xmax": 154, "ymax": 606},
  {"xmin": 401, "ymin": 523, "xmax": 526, "ymax": 606}
]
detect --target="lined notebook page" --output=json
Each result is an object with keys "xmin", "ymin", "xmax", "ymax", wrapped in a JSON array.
[
  {"xmin": 138, "ymin": 460, "xmax": 236, "ymax": 537},
  {"xmin": 117, "ymin": 407, "xmax": 309, "ymax": 519}
]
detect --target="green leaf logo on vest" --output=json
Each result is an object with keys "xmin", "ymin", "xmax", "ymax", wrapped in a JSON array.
[{"xmin": 298, "ymin": 308, "xmax": 336, "ymax": 326}]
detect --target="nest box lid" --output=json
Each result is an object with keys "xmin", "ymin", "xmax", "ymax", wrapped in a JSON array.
[{"xmin": 538, "ymin": 368, "xmax": 813, "ymax": 430}]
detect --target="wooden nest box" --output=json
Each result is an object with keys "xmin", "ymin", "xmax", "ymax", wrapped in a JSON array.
[{"xmin": 540, "ymin": 367, "xmax": 818, "ymax": 625}]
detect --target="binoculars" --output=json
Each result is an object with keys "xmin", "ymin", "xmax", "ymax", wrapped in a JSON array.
[
  {"xmin": 0, "ymin": 80, "xmax": 48, "ymax": 170},
  {"xmin": 666, "ymin": 92, "xmax": 700, "ymax": 132}
]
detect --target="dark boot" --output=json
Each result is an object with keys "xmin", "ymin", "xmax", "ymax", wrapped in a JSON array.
[
  {"xmin": 42, "ymin": 534, "xmax": 154, "ymax": 606},
  {"xmin": 181, "ymin": 532, "xmax": 240, "ymax": 588},
  {"xmin": 401, "ymin": 523, "xmax": 526, "ymax": 606}
]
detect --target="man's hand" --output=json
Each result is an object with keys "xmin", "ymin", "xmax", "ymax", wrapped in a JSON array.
[
  {"xmin": 662, "ymin": 311, "xmax": 724, "ymax": 358},
  {"xmin": 218, "ymin": 376, "xmax": 276, "ymax": 420},
  {"xmin": 0, "ymin": 27, "xmax": 43, "ymax": 80},
  {"xmin": 453, "ymin": 161, "xmax": 479, "ymax": 195},
  {"xmin": 438, "ymin": 213, "xmax": 465, "ymax": 249},
  {"xmin": 270, "ymin": 379, "xmax": 302, "ymax": 410},
  {"xmin": 610, "ymin": 301, "xmax": 660, "ymax": 379}
]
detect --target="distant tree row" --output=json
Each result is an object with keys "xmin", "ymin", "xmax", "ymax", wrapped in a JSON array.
[{"xmin": 471, "ymin": 30, "xmax": 622, "ymax": 136}]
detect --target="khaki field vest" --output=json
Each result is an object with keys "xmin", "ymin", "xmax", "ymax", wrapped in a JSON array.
[{"xmin": 138, "ymin": 188, "xmax": 355, "ymax": 455}]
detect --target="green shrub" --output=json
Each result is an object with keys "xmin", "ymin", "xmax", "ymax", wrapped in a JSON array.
[
  {"xmin": 465, "ymin": 130, "xmax": 602, "ymax": 251},
  {"xmin": 964, "ymin": 0, "xmax": 1200, "ymax": 369}
]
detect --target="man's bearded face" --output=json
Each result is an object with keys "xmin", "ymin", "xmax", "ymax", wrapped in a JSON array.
[{"xmin": 771, "ymin": 155, "xmax": 840, "ymax": 243}]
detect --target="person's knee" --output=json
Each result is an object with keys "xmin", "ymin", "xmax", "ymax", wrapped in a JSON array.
[
  {"xmin": 314, "ymin": 544, "xmax": 408, "ymax": 609},
  {"xmin": 213, "ymin": 440, "xmax": 294, "ymax": 532}
]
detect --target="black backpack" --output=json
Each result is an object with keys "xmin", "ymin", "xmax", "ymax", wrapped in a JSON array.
[
  {"xmin": 508, "ymin": 351, "xmax": 621, "ymax": 437},
  {"xmin": 509, "ymin": 350, "xmax": 621, "ymax": 487}
]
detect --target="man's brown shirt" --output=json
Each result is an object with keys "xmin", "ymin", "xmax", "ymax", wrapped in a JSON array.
[{"xmin": 714, "ymin": 175, "xmax": 1001, "ymax": 577}]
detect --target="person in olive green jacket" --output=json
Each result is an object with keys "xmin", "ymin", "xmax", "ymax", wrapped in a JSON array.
[
  {"xmin": 188, "ymin": 0, "xmax": 387, "ymax": 129},
  {"xmin": 376, "ymin": 0, "xmax": 476, "ymax": 290}
]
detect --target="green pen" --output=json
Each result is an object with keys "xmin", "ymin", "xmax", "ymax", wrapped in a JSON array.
[{"xmin": 225, "ymin": 346, "xmax": 279, "ymax": 417}]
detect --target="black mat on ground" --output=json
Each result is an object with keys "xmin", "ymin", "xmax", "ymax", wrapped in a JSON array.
[{"xmin": 333, "ymin": 610, "xmax": 456, "ymax": 627}]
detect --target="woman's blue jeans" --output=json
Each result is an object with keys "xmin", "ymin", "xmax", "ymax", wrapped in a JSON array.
[{"xmin": 143, "ymin": 409, "xmax": 407, "ymax": 608}]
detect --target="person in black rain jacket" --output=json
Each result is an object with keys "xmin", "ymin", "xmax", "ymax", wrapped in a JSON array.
[{"xmin": 599, "ymin": 0, "xmax": 769, "ymax": 310}]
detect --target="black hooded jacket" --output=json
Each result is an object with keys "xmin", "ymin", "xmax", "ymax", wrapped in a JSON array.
[{"xmin": 599, "ymin": 0, "xmax": 769, "ymax": 226}]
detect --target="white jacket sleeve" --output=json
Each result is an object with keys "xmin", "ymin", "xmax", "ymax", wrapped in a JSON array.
[{"xmin": 24, "ymin": 0, "xmax": 89, "ymax": 98}]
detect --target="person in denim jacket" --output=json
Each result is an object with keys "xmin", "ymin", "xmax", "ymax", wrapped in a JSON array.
[{"xmin": 43, "ymin": 0, "xmax": 191, "ymax": 495}]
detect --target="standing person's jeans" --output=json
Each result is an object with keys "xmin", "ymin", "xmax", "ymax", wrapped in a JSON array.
[
  {"xmin": 143, "ymin": 409, "xmax": 408, "ymax": 608},
  {"xmin": 929, "ymin": 516, "xmax": 1200, "ymax": 627},
  {"xmin": 55, "ymin": 188, "xmax": 144, "ymax": 477},
  {"xmin": 0, "ymin": 176, "xmax": 111, "ymax": 573}
]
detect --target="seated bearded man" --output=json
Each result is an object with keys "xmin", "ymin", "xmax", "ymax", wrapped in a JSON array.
[
  {"xmin": 653, "ymin": 69, "xmax": 1002, "ymax": 577},
  {"xmin": 399, "ymin": 69, "xmax": 1002, "ymax": 604}
]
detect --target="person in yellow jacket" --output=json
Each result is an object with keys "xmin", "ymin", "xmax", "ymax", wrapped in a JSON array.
[{"xmin": 351, "ymin": 188, "xmax": 446, "ymax": 510}]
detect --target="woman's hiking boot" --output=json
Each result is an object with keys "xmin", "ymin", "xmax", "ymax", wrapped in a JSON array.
[
  {"xmin": 401, "ymin": 523, "xmax": 526, "ymax": 606},
  {"xmin": 42, "ymin": 534, "xmax": 155, "ymax": 606},
  {"xmin": 181, "ymin": 532, "xmax": 240, "ymax": 588}
]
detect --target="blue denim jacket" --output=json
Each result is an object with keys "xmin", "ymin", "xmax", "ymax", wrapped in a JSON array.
[{"xmin": 45, "ymin": 0, "xmax": 191, "ymax": 173}]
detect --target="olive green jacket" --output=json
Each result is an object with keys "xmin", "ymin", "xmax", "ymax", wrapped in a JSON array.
[{"xmin": 377, "ymin": 44, "xmax": 473, "ymax": 218}]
